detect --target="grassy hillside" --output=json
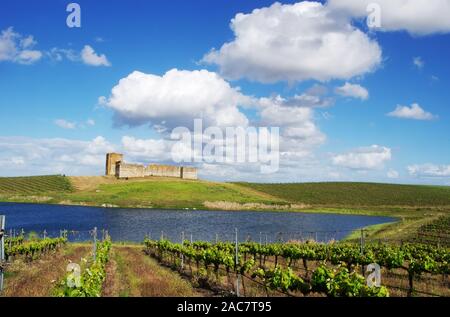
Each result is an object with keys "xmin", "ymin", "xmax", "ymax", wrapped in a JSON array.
[
  {"xmin": 64, "ymin": 178, "xmax": 283, "ymax": 209},
  {"xmin": 0, "ymin": 175, "xmax": 73, "ymax": 194},
  {"xmin": 235, "ymin": 182, "xmax": 450, "ymax": 207}
]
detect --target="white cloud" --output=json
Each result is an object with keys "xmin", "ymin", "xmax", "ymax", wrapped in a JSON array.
[
  {"xmin": 0, "ymin": 27, "xmax": 42, "ymax": 64},
  {"xmin": 280, "ymin": 85, "xmax": 334, "ymax": 108},
  {"xmin": 47, "ymin": 47, "xmax": 78, "ymax": 62},
  {"xmin": 54, "ymin": 119, "xmax": 76, "ymax": 129},
  {"xmin": 335, "ymin": 82, "xmax": 369, "ymax": 100},
  {"xmin": 259, "ymin": 97, "xmax": 325, "ymax": 145},
  {"xmin": 102, "ymin": 69, "xmax": 250, "ymax": 129},
  {"xmin": 202, "ymin": 1, "xmax": 381, "ymax": 83},
  {"xmin": 121, "ymin": 136, "xmax": 173, "ymax": 162},
  {"xmin": 81, "ymin": 45, "xmax": 111, "ymax": 67},
  {"xmin": 408, "ymin": 164, "xmax": 450, "ymax": 178},
  {"xmin": 413, "ymin": 56, "xmax": 424, "ymax": 69},
  {"xmin": 327, "ymin": 0, "xmax": 450, "ymax": 36},
  {"xmin": 0, "ymin": 136, "xmax": 115, "ymax": 176},
  {"xmin": 332, "ymin": 145, "xmax": 392, "ymax": 170},
  {"xmin": 54, "ymin": 118, "xmax": 97, "ymax": 129},
  {"xmin": 387, "ymin": 169, "xmax": 399, "ymax": 179},
  {"xmin": 387, "ymin": 103, "xmax": 436, "ymax": 120}
]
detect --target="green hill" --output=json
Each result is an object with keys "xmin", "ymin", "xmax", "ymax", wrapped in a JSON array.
[
  {"xmin": 235, "ymin": 182, "xmax": 450, "ymax": 207},
  {"xmin": 0, "ymin": 175, "xmax": 73, "ymax": 194}
]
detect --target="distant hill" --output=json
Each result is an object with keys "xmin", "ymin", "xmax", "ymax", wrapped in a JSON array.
[
  {"xmin": 0, "ymin": 175, "xmax": 73, "ymax": 194},
  {"xmin": 235, "ymin": 182, "xmax": 450, "ymax": 207}
]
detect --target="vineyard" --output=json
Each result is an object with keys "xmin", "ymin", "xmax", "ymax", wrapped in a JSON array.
[
  {"xmin": 5, "ymin": 235, "xmax": 67, "ymax": 261},
  {"xmin": 144, "ymin": 238, "xmax": 450, "ymax": 297},
  {"xmin": 412, "ymin": 215, "xmax": 450, "ymax": 247},
  {"xmin": 1, "ymin": 230, "xmax": 449, "ymax": 297},
  {"xmin": 55, "ymin": 237, "xmax": 111, "ymax": 297},
  {"xmin": 0, "ymin": 175, "xmax": 73, "ymax": 194},
  {"xmin": 235, "ymin": 182, "xmax": 450, "ymax": 207}
]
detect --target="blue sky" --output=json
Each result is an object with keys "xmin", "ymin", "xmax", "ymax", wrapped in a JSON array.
[{"xmin": 0, "ymin": 0, "xmax": 449, "ymax": 184}]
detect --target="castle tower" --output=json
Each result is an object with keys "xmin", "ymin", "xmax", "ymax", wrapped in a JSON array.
[{"xmin": 105, "ymin": 153, "xmax": 123, "ymax": 176}]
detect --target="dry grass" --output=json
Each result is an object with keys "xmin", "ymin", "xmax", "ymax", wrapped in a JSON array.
[
  {"xmin": 102, "ymin": 245, "xmax": 202, "ymax": 297},
  {"xmin": 1, "ymin": 244, "xmax": 90, "ymax": 297}
]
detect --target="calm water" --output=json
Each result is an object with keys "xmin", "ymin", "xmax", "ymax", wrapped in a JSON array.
[{"xmin": 0, "ymin": 202, "xmax": 395, "ymax": 242}]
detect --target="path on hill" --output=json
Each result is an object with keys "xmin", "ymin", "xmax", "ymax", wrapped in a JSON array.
[
  {"xmin": 102, "ymin": 245, "xmax": 205, "ymax": 297},
  {"xmin": 1, "ymin": 244, "xmax": 90, "ymax": 297}
]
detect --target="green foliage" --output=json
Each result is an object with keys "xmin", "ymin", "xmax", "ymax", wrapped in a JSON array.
[
  {"xmin": 5, "ymin": 237, "xmax": 67, "ymax": 260},
  {"xmin": 311, "ymin": 265, "xmax": 389, "ymax": 297},
  {"xmin": 236, "ymin": 182, "xmax": 450, "ymax": 207},
  {"xmin": 4, "ymin": 235, "xmax": 24, "ymax": 247},
  {"xmin": 55, "ymin": 238, "xmax": 112, "ymax": 297},
  {"xmin": 252, "ymin": 267, "xmax": 311, "ymax": 294},
  {"xmin": 144, "ymin": 238, "xmax": 449, "ymax": 297},
  {"xmin": 0, "ymin": 175, "xmax": 73, "ymax": 194}
]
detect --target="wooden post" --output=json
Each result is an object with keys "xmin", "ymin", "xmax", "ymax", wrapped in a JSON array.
[
  {"xmin": 0, "ymin": 215, "xmax": 5, "ymax": 293},
  {"xmin": 93, "ymin": 227, "xmax": 97, "ymax": 261},
  {"xmin": 181, "ymin": 231, "xmax": 185, "ymax": 270},
  {"xmin": 235, "ymin": 228, "xmax": 240, "ymax": 297},
  {"xmin": 0, "ymin": 216, "xmax": 5, "ymax": 262}
]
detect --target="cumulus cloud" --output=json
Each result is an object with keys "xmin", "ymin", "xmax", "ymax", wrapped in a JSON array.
[
  {"xmin": 259, "ymin": 98, "xmax": 325, "ymax": 145},
  {"xmin": 335, "ymin": 82, "xmax": 369, "ymax": 100},
  {"xmin": 81, "ymin": 45, "xmax": 111, "ymax": 67},
  {"xmin": 408, "ymin": 164, "xmax": 450, "ymax": 178},
  {"xmin": 332, "ymin": 145, "xmax": 392, "ymax": 170},
  {"xmin": 121, "ymin": 136, "xmax": 173, "ymax": 162},
  {"xmin": 0, "ymin": 136, "xmax": 115, "ymax": 176},
  {"xmin": 328, "ymin": 0, "xmax": 450, "ymax": 36},
  {"xmin": 387, "ymin": 103, "xmax": 436, "ymax": 120},
  {"xmin": 0, "ymin": 27, "xmax": 110, "ymax": 67},
  {"xmin": 0, "ymin": 27, "xmax": 42, "ymax": 64},
  {"xmin": 102, "ymin": 69, "xmax": 251, "ymax": 129},
  {"xmin": 202, "ymin": 1, "xmax": 382, "ymax": 83}
]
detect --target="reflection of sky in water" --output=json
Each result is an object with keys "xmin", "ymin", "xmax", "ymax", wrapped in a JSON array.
[{"xmin": 0, "ymin": 202, "xmax": 395, "ymax": 243}]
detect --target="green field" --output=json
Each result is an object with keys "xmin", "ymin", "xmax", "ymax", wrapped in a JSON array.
[
  {"xmin": 0, "ymin": 175, "xmax": 73, "ymax": 194},
  {"xmin": 0, "ymin": 175, "xmax": 449, "ymax": 243},
  {"xmin": 235, "ymin": 182, "xmax": 450, "ymax": 207},
  {"xmin": 65, "ymin": 179, "xmax": 281, "ymax": 209}
]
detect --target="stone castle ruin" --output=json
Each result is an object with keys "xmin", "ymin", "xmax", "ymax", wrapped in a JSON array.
[{"xmin": 105, "ymin": 153, "xmax": 198, "ymax": 180}]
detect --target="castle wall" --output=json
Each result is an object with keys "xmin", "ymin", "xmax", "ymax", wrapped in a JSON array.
[
  {"xmin": 116, "ymin": 163, "xmax": 145, "ymax": 178},
  {"xmin": 106, "ymin": 152, "xmax": 198, "ymax": 180},
  {"xmin": 106, "ymin": 153, "xmax": 123, "ymax": 176},
  {"xmin": 145, "ymin": 164, "xmax": 181, "ymax": 178},
  {"xmin": 181, "ymin": 167, "xmax": 198, "ymax": 180}
]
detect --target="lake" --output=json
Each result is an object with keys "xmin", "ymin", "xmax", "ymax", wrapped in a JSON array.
[{"xmin": 0, "ymin": 202, "xmax": 395, "ymax": 242}]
